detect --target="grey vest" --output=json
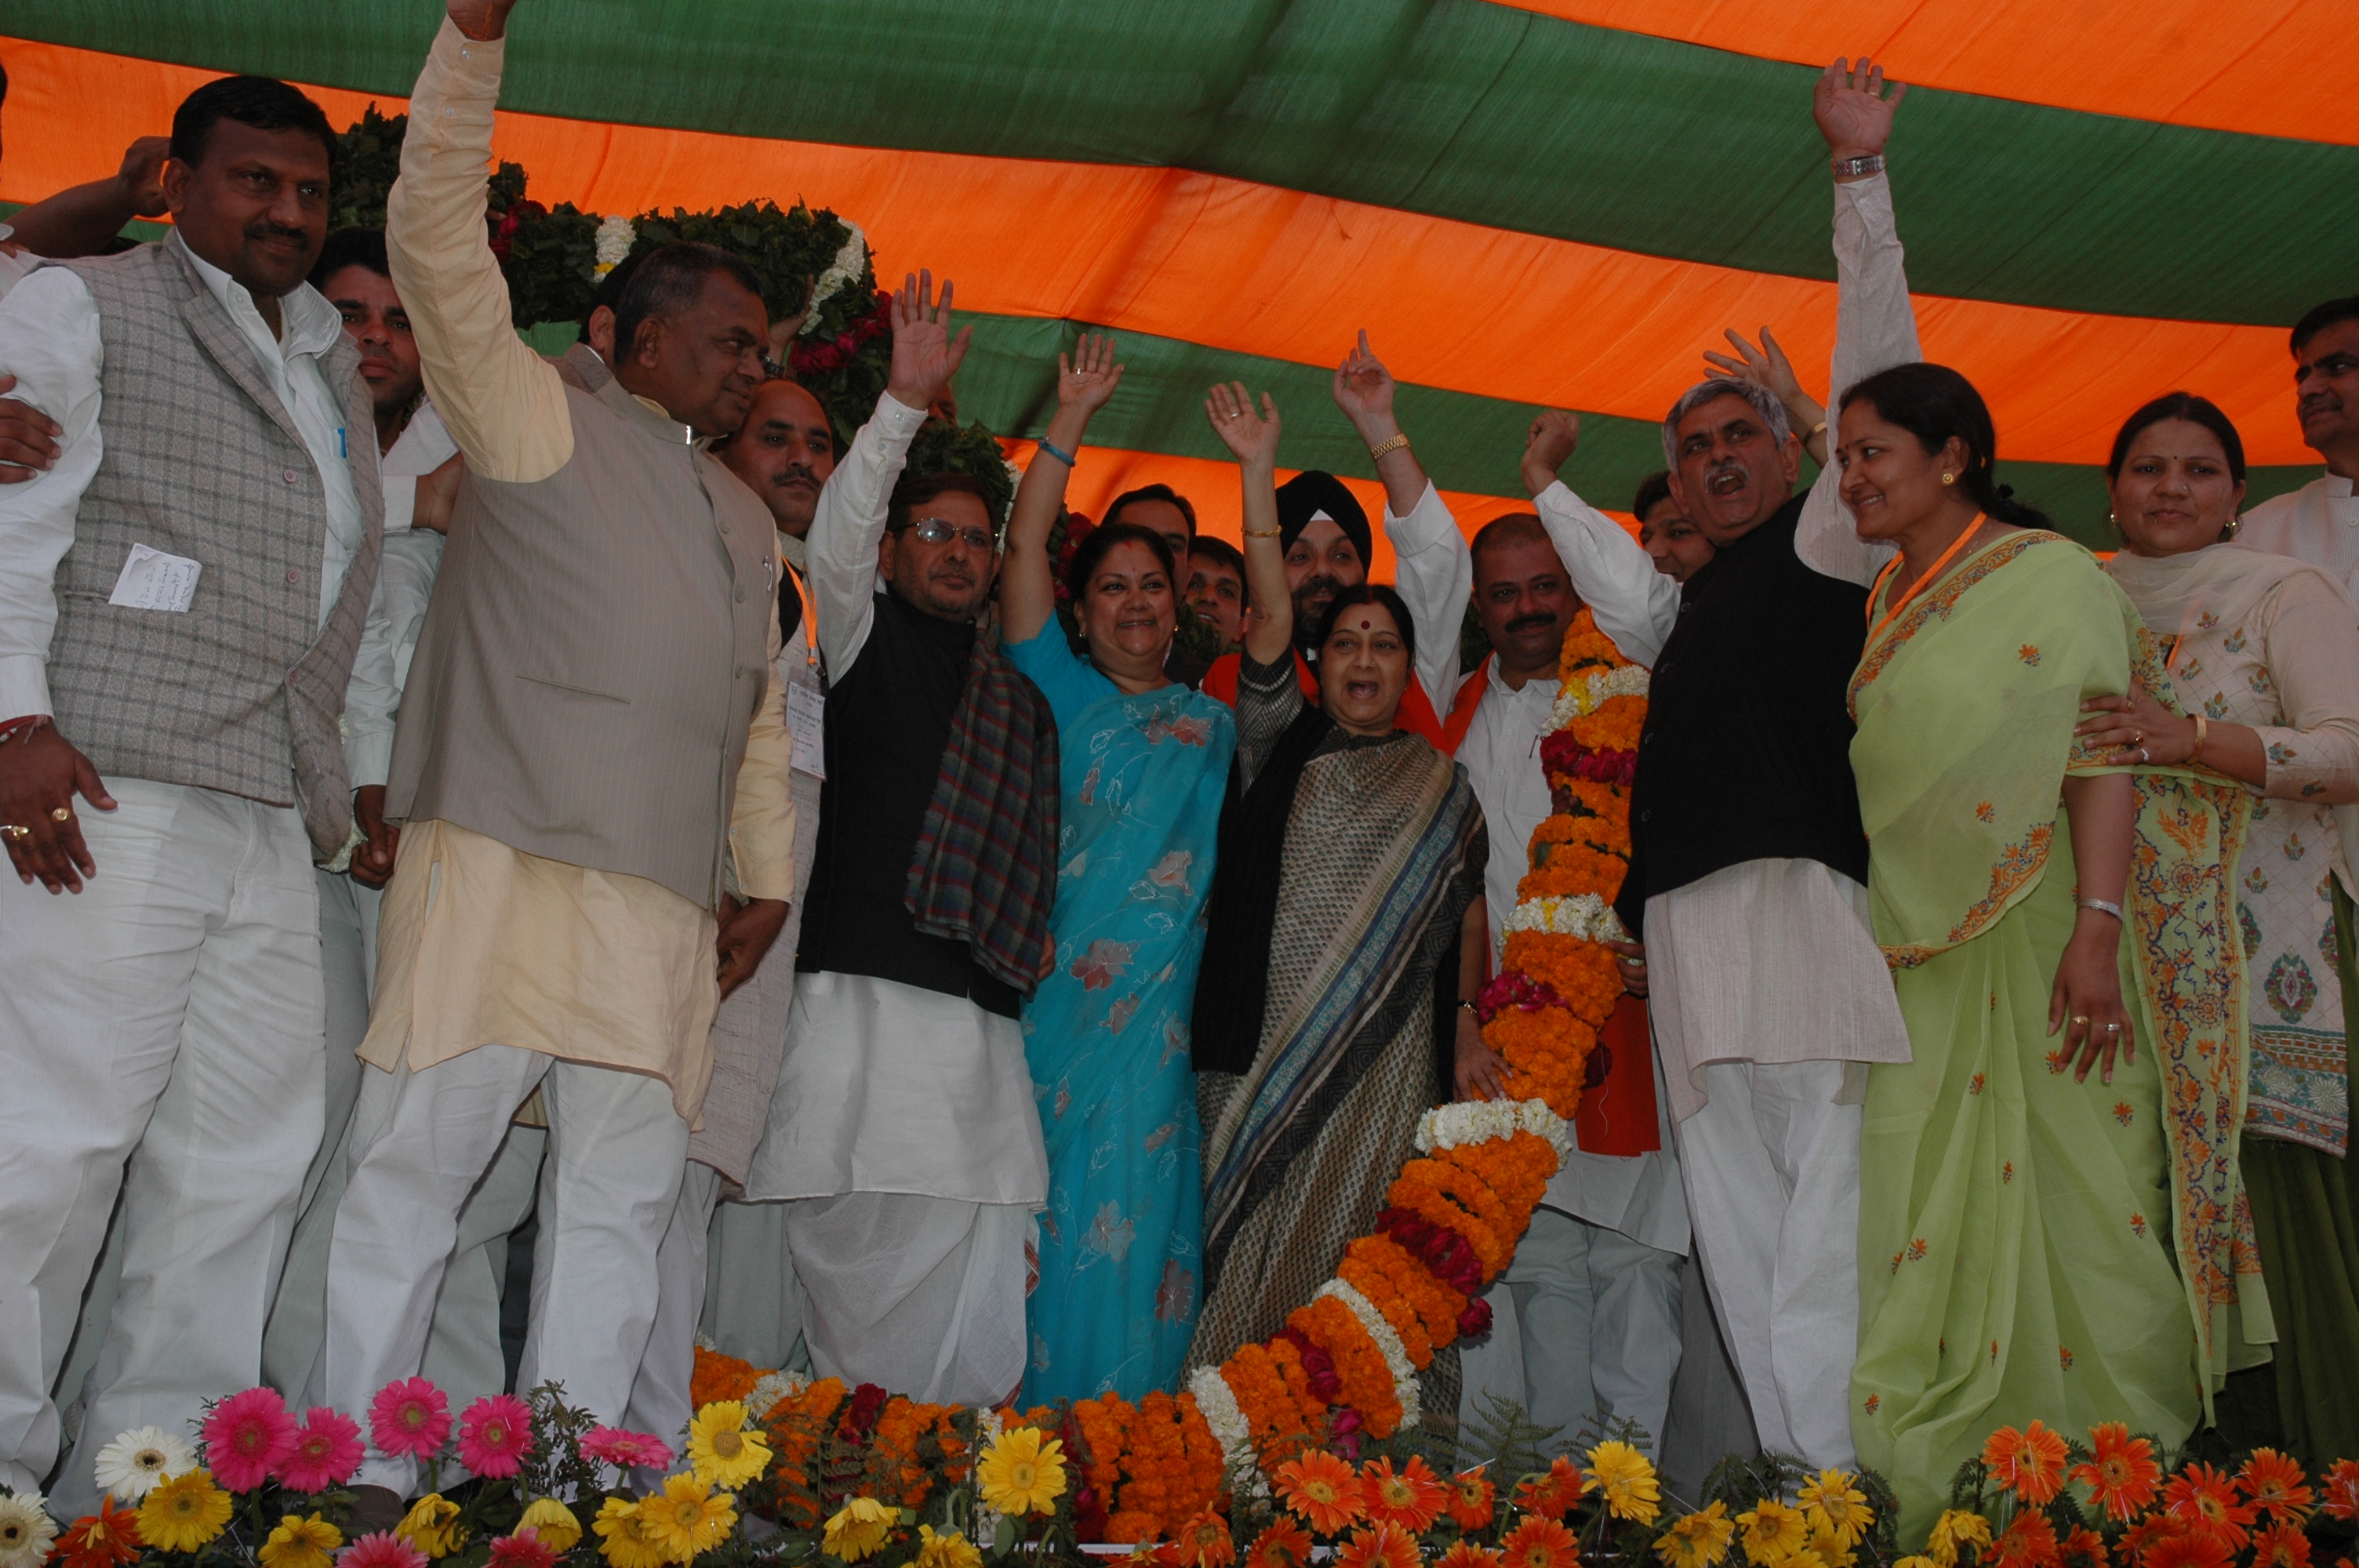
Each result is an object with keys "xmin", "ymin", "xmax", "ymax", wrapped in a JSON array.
[
  {"xmin": 387, "ymin": 374, "xmax": 778, "ymax": 909},
  {"xmin": 48, "ymin": 242, "xmax": 383, "ymax": 858}
]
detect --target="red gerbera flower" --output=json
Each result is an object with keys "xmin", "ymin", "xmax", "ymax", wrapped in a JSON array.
[
  {"xmin": 1439, "ymin": 1545, "xmax": 1504, "ymax": 1568},
  {"xmin": 2121, "ymin": 1515, "xmax": 2190, "ymax": 1568},
  {"xmin": 1446, "ymin": 1470, "xmax": 1498, "ymax": 1532},
  {"xmin": 485, "ymin": 1530, "xmax": 558, "ymax": 1568},
  {"xmin": 2070, "ymin": 1425, "xmax": 2162, "ymax": 1523},
  {"xmin": 1981, "ymin": 1511, "xmax": 2059, "ymax": 1568},
  {"xmin": 2324, "ymin": 1460, "xmax": 2359, "ymax": 1522},
  {"xmin": 1361, "ymin": 1456, "xmax": 1447, "ymax": 1534},
  {"xmin": 2163, "ymin": 1463, "xmax": 2259, "ymax": 1548},
  {"xmin": 1981, "ymin": 1421, "xmax": 2068, "ymax": 1507},
  {"xmin": 1500, "ymin": 1517, "xmax": 1579, "ymax": 1568},
  {"xmin": 1276, "ymin": 1451, "xmax": 1366, "ymax": 1537},
  {"xmin": 1245, "ymin": 1522, "xmax": 1314, "ymax": 1568},
  {"xmin": 1513, "ymin": 1457, "xmax": 1582, "ymax": 1521},
  {"xmin": 2253, "ymin": 1523, "xmax": 2313, "ymax": 1568},
  {"xmin": 199, "ymin": 1386, "xmax": 298, "ymax": 1493},
  {"xmin": 2057, "ymin": 1526, "xmax": 2106, "ymax": 1568},
  {"xmin": 2238, "ymin": 1451, "xmax": 2315, "ymax": 1522},
  {"xmin": 1335, "ymin": 1523, "xmax": 1421, "ymax": 1568},
  {"xmin": 53, "ymin": 1498, "xmax": 143, "ymax": 1568},
  {"xmin": 2141, "ymin": 1527, "xmax": 2234, "ymax": 1568}
]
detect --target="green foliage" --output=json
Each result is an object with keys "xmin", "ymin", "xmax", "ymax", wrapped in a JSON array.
[
  {"xmin": 906, "ymin": 419, "xmax": 1017, "ymax": 525},
  {"xmin": 629, "ymin": 201, "xmax": 858, "ymax": 326},
  {"xmin": 1457, "ymin": 1390, "xmax": 1564, "ymax": 1479},
  {"xmin": 327, "ymin": 104, "xmax": 406, "ymax": 230},
  {"xmin": 499, "ymin": 201, "xmax": 602, "ymax": 328}
]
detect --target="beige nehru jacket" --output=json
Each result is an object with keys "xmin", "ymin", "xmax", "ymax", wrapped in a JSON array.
[{"xmin": 361, "ymin": 19, "xmax": 794, "ymax": 1120}]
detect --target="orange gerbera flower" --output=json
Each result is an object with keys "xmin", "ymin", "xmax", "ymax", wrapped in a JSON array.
[
  {"xmin": 1275, "ymin": 1452, "xmax": 1365, "ymax": 1537},
  {"xmin": 1980, "ymin": 1421, "xmax": 2068, "ymax": 1506},
  {"xmin": 1446, "ymin": 1470, "xmax": 1498, "ymax": 1531},
  {"xmin": 2163, "ymin": 1464, "xmax": 2259, "ymax": 1548},
  {"xmin": 2119, "ymin": 1515, "xmax": 2187, "ymax": 1568},
  {"xmin": 1361, "ymin": 1456, "xmax": 1447, "ymax": 1534},
  {"xmin": 1245, "ymin": 1522, "xmax": 1314, "ymax": 1568},
  {"xmin": 2324, "ymin": 1459, "xmax": 2359, "ymax": 1522},
  {"xmin": 2056, "ymin": 1527, "xmax": 2106, "ymax": 1568},
  {"xmin": 1336, "ymin": 1524, "xmax": 1421, "ymax": 1568},
  {"xmin": 1172, "ymin": 1508, "xmax": 1234, "ymax": 1568},
  {"xmin": 1979, "ymin": 1512, "xmax": 2057, "ymax": 1568},
  {"xmin": 1513, "ymin": 1457, "xmax": 1582, "ymax": 1520},
  {"xmin": 2252, "ymin": 1524, "xmax": 2313, "ymax": 1568},
  {"xmin": 2069, "ymin": 1425, "xmax": 2161, "ymax": 1523},
  {"xmin": 1500, "ymin": 1515, "xmax": 1579, "ymax": 1568},
  {"xmin": 2237, "ymin": 1450, "xmax": 2315, "ymax": 1521},
  {"xmin": 2140, "ymin": 1528, "xmax": 2233, "ymax": 1568},
  {"xmin": 54, "ymin": 1499, "xmax": 144, "ymax": 1568},
  {"xmin": 1440, "ymin": 1544, "xmax": 1505, "ymax": 1568}
]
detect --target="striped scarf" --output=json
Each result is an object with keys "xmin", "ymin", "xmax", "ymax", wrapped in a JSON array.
[{"xmin": 903, "ymin": 626, "xmax": 1061, "ymax": 995}]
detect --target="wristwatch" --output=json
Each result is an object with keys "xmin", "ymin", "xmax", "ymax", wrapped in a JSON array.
[{"xmin": 1830, "ymin": 154, "xmax": 1886, "ymax": 178}]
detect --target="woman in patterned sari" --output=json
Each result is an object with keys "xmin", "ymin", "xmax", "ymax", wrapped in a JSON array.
[
  {"xmin": 1819, "ymin": 365, "xmax": 2263, "ymax": 1537},
  {"xmin": 1184, "ymin": 383, "xmax": 1488, "ymax": 1399},
  {"xmin": 1001, "ymin": 336, "xmax": 1238, "ymax": 1400},
  {"xmin": 2082, "ymin": 392, "xmax": 2359, "ymax": 1465}
]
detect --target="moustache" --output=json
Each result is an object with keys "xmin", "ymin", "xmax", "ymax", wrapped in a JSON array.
[
  {"xmin": 1506, "ymin": 612, "xmax": 1557, "ymax": 635},
  {"xmin": 245, "ymin": 221, "xmax": 311, "ymax": 246},
  {"xmin": 775, "ymin": 464, "xmax": 818, "ymax": 488},
  {"xmin": 1294, "ymin": 575, "xmax": 1344, "ymax": 601}
]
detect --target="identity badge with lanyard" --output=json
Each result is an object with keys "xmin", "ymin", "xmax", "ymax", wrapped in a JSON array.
[{"xmin": 782, "ymin": 551, "xmax": 827, "ymax": 779}]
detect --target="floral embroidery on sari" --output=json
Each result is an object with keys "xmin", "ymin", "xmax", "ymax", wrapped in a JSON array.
[
  {"xmin": 1879, "ymin": 823, "xmax": 2053, "ymax": 971},
  {"xmin": 1849, "ymin": 531, "xmax": 2056, "ymax": 719}
]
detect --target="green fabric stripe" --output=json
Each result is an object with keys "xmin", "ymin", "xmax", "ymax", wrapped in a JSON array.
[
  {"xmin": 10, "ymin": 2, "xmax": 2355, "ymax": 325},
  {"xmin": 937, "ymin": 312, "xmax": 2311, "ymax": 552}
]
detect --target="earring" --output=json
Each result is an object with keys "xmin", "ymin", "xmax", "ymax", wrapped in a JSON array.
[{"xmin": 1940, "ymin": 473, "xmax": 1956, "ymax": 486}]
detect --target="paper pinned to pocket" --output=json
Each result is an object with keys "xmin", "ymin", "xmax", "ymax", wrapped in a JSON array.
[{"xmin": 107, "ymin": 543, "xmax": 202, "ymax": 612}]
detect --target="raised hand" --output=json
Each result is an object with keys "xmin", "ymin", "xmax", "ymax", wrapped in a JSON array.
[
  {"xmin": 114, "ymin": 136, "xmax": 172, "ymax": 219},
  {"xmin": 1521, "ymin": 408, "xmax": 1579, "ymax": 498},
  {"xmin": 1331, "ymin": 329, "xmax": 1398, "ymax": 439},
  {"xmin": 1816, "ymin": 57, "xmax": 1906, "ymax": 164},
  {"xmin": 1205, "ymin": 381, "xmax": 1281, "ymax": 467},
  {"xmin": 448, "ymin": 0, "xmax": 520, "ymax": 42},
  {"xmin": 884, "ymin": 270, "xmax": 972, "ymax": 416},
  {"xmin": 1703, "ymin": 327, "xmax": 1805, "ymax": 408},
  {"xmin": 1057, "ymin": 332, "xmax": 1124, "ymax": 417}
]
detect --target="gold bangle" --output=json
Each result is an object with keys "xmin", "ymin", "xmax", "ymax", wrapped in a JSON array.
[
  {"xmin": 2189, "ymin": 713, "xmax": 2208, "ymax": 764},
  {"xmin": 1806, "ymin": 420, "xmax": 1829, "ymax": 441},
  {"xmin": 1242, "ymin": 526, "xmax": 1283, "ymax": 539},
  {"xmin": 1368, "ymin": 432, "xmax": 1412, "ymax": 463}
]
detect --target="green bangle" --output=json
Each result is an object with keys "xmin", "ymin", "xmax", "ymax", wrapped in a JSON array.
[{"xmin": 1038, "ymin": 438, "xmax": 1077, "ymax": 467}]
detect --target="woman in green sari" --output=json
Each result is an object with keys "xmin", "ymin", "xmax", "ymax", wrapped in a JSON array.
[{"xmin": 1826, "ymin": 365, "xmax": 2263, "ymax": 1537}]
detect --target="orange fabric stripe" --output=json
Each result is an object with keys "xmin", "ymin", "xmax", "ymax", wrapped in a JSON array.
[
  {"xmin": 1489, "ymin": 0, "xmax": 2359, "ymax": 147},
  {"xmin": 0, "ymin": 38, "xmax": 2313, "ymax": 467}
]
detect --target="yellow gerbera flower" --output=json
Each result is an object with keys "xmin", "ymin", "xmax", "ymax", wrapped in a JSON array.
[
  {"xmin": 640, "ymin": 1474, "xmax": 738, "ymax": 1563},
  {"xmin": 687, "ymin": 1401, "xmax": 772, "ymax": 1490},
  {"xmin": 594, "ymin": 1498, "xmax": 670, "ymax": 1568},
  {"xmin": 914, "ymin": 1524, "xmax": 983, "ymax": 1568},
  {"xmin": 1804, "ymin": 1526, "xmax": 1855, "ymax": 1568},
  {"xmin": 1583, "ymin": 1441, "xmax": 1661, "ymax": 1525},
  {"xmin": 823, "ymin": 1497, "xmax": 897, "ymax": 1563},
  {"xmin": 520, "ymin": 1498, "xmax": 583, "ymax": 1554},
  {"xmin": 1797, "ymin": 1471, "xmax": 1872, "ymax": 1551},
  {"xmin": 1654, "ymin": 1501, "xmax": 1735, "ymax": 1568},
  {"xmin": 260, "ymin": 1512, "xmax": 345, "ymax": 1568},
  {"xmin": 136, "ymin": 1468, "xmax": 233, "ymax": 1554},
  {"xmin": 397, "ymin": 1495, "xmax": 468, "ymax": 1560},
  {"xmin": 976, "ymin": 1426, "xmax": 1067, "ymax": 1517},
  {"xmin": 1736, "ymin": 1500, "xmax": 1808, "ymax": 1567},
  {"xmin": 1925, "ymin": 1512, "xmax": 1991, "ymax": 1568}
]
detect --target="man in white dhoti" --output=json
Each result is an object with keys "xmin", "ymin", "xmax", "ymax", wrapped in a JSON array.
[{"xmin": 2237, "ymin": 296, "xmax": 2359, "ymax": 590}]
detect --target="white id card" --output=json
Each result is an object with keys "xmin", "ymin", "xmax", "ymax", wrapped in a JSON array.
[
  {"xmin": 107, "ymin": 543, "xmax": 202, "ymax": 612},
  {"xmin": 787, "ymin": 682, "xmax": 826, "ymax": 779}
]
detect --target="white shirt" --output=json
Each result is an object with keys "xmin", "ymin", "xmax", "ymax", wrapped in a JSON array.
[
  {"xmin": 0, "ymin": 231, "xmax": 367, "ymax": 720},
  {"xmin": 2239, "ymin": 473, "xmax": 2359, "ymax": 607},
  {"xmin": 343, "ymin": 401, "xmax": 458, "ymax": 789},
  {"xmin": 806, "ymin": 389, "xmax": 931, "ymax": 676},
  {"xmin": 1379, "ymin": 480, "xmax": 1475, "ymax": 722},
  {"xmin": 0, "ymin": 225, "xmax": 38, "ymax": 301}
]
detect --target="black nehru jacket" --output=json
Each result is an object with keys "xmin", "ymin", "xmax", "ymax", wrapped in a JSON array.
[
  {"xmin": 794, "ymin": 590, "xmax": 1021, "ymax": 1018},
  {"xmin": 1613, "ymin": 493, "xmax": 1871, "ymax": 935}
]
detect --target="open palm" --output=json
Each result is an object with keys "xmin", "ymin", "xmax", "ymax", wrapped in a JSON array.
[
  {"xmin": 886, "ymin": 269, "xmax": 972, "ymax": 412},
  {"xmin": 1815, "ymin": 57, "xmax": 1906, "ymax": 159},
  {"xmin": 1206, "ymin": 381, "xmax": 1281, "ymax": 466},
  {"xmin": 1058, "ymin": 332, "xmax": 1124, "ymax": 416}
]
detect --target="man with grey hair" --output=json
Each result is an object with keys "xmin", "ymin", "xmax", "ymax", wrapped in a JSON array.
[{"xmin": 1512, "ymin": 58, "xmax": 1920, "ymax": 1468}]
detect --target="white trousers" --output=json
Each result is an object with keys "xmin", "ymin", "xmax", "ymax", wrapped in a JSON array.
[
  {"xmin": 1458, "ymin": 1207, "xmax": 1685, "ymax": 1452},
  {"xmin": 1674, "ymin": 1058, "xmax": 1861, "ymax": 1468},
  {"xmin": 700, "ymin": 1198, "xmax": 809, "ymax": 1374},
  {"xmin": 623, "ymin": 1161, "xmax": 723, "ymax": 1462},
  {"xmin": 320, "ymin": 1044, "xmax": 686, "ymax": 1493},
  {"xmin": 783, "ymin": 1193, "xmax": 1030, "ymax": 1406},
  {"xmin": 0, "ymin": 780, "xmax": 324, "ymax": 1510}
]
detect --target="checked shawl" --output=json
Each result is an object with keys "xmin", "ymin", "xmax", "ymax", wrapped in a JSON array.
[{"xmin": 903, "ymin": 626, "xmax": 1061, "ymax": 996}]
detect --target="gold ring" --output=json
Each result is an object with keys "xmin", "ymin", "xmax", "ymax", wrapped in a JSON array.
[
  {"xmin": 1, "ymin": 823, "xmax": 27, "ymax": 840},
  {"xmin": 49, "ymin": 805, "xmax": 71, "ymax": 823},
  {"xmin": 2072, "ymin": 1014, "xmax": 2090, "ymax": 1025}
]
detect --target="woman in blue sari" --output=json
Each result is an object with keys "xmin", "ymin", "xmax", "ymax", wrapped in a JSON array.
[{"xmin": 1001, "ymin": 335, "xmax": 1238, "ymax": 1399}]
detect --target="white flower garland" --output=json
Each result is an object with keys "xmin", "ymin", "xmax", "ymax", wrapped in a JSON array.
[
  {"xmin": 800, "ymin": 221, "xmax": 869, "ymax": 334},
  {"xmin": 1187, "ymin": 1367, "xmax": 1252, "ymax": 1470},
  {"xmin": 1314, "ymin": 1279, "xmax": 1421, "ymax": 1432},
  {"xmin": 593, "ymin": 215, "xmax": 635, "ymax": 277},
  {"xmin": 744, "ymin": 1370, "xmax": 808, "ymax": 1421},
  {"xmin": 1503, "ymin": 892, "xmax": 1627, "ymax": 943},
  {"xmin": 1414, "ymin": 1096, "xmax": 1572, "ymax": 1160},
  {"xmin": 1546, "ymin": 662, "xmax": 1651, "ymax": 731}
]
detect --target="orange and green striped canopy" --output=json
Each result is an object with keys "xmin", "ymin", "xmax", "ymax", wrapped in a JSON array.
[{"xmin": 5, "ymin": 0, "xmax": 2351, "ymax": 565}]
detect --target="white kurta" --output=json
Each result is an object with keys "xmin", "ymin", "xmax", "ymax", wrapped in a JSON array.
[{"xmin": 2240, "ymin": 474, "xmax": 2359, "ymax": 607}]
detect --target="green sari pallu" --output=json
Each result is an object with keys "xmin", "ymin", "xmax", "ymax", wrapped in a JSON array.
[{"xmin": 1845, "ymin": 532, "xmax": 2269, "ymax": 1538}]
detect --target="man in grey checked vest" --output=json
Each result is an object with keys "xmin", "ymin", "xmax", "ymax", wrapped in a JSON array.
[{"xmin": 0, "ymin": 76, "xmax": 382, "ymax": 1512}]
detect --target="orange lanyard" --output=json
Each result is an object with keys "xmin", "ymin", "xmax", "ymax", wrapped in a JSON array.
[{"xmin": 1866, "ymin": 514, "xmax": 1986, "ymax": 648}]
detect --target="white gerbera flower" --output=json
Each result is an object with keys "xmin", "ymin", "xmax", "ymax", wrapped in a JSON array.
[
  {"xmin": 93, "ymin": 1424, "xmax": 197, "ymax": 1501},
  {"xmin": 0, "ymin": 1492, "xmax": 59, "ymax": 1568}
]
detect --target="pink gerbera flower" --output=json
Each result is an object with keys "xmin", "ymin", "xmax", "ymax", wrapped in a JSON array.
[
  {"xmin": 485, "ymin": 1530, "xmax": 558, "ymax": 1568},
  {"xmin": 578, "ymin": 1425, "xmax": 673, "ymax": 1471},
  {"xmin": 456, "ymin": 1393, "xmax": 533, "ymax": 1479},
  {"xmin": 199, "ymin": 1385, "xmax": 298, "ymax": 1492},
  {"xmin": 281, "ymin": 1407, "xmax": 365, "ymax": 1493},
  {"xmin": 367, "ymin": 1377, "xmax": 452, "ymax": 1461},
  {"xmin": 338, "ymin": 1532, "xmax": 430, "ymax": 1568}
]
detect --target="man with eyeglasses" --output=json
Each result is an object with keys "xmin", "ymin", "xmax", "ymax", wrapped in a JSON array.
[{"xmin": 740, "ymin": 271, "xmax": 1059, "ymax": 1405}]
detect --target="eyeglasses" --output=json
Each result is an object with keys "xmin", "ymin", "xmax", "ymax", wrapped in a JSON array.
[{"xmin": 902, "ymin": 517, "xmax": 999, "ymax": 551}]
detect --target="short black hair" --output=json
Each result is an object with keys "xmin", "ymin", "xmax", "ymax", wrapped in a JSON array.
[
  {"xmin": 1067, "ymin": 521, "xmax": 1176, "ymax": 601},
  {"xmin": 1630, "ymin": 470, "xmax": 1675, "ymax": 521},
  {"xmin": 1103, "ymin": 483, "xmax": 1196, "ymax": 539},
  {"xmin": 887, "ymin": 470, "xmax": 997, "ymax": 535},
  {"xmin": 2292, "ymin": 296, "xmax": 2359, "ymax": 358},
  {"xmin": 610, "ymin": 242, "xmax": 764, "ymax": 363},
  {"xmin": 1468, "ymin": 511, "xmax": 1550, "ymax": 575},
  {"xmin": 2105, "ymin": 391, "xmax": 2247, "ymax": 485},
  {"xmin": 308, "ymin": 227, "xmax": 387, "ymax": 291},
  {"xmin": 1311, "ymin": 583, "xmax": 1416, "ymax": 666},
  {"xmin": 170, "ymin": 75, "xmax": 336, "ymax": 172},
  {"xmin": 578, "ymin": 248, "xmax": 648, "ymax": 346},
  {"xmin": 1187, "ymin": 535, "xmax": 1245, "ymax": 592}
]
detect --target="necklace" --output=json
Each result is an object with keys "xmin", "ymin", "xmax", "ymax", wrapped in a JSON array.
[{"xmin": 1866, "ymin": 512, "xmax": 1988, "ymax": 648}]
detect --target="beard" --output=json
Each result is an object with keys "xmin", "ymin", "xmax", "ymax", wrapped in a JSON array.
[{"xmin": 1292, "ymin": 575, "xmax": 1345, "ymax": 648}]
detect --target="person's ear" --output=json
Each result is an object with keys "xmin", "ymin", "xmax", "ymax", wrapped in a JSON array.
[
  {"xmin": 631, "ymin": 316, "xmax": 663, "ymax": 370},
  {"xmin": 1666, "ymin": 468, "xmax": 1692, "ymax": 516},
  {"xmin": 1779, "ymin": 430, "xmax": 1804, "ymax": 485},
  {"xmin": 875, "ymin": 528, "xmax": 900, "ymax": 585},
  {"xmin": 161, "ymin": 156, "xmax": 195, "ymax": 220}
]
